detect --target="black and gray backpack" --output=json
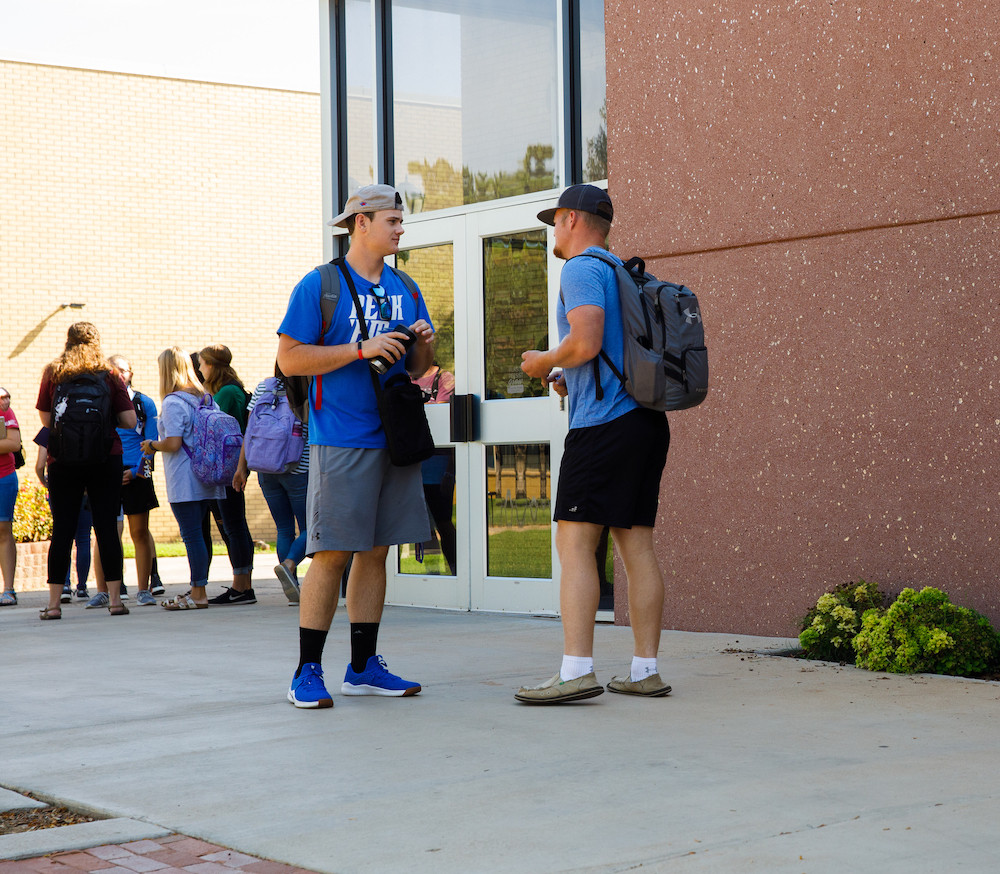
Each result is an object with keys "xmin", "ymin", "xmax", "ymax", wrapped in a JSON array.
[
  {"xmin": 573, "ymin": 251, "xmax": 709, "ymax": 412},
  {"xmin": 49, "ymin": 371, "xmax": 116, "ymax": 465}
]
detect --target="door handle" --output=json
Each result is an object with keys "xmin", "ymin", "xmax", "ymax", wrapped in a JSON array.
[{"xmin": 450, "ymin": 394, "xmax": 478, "ymax": 443}]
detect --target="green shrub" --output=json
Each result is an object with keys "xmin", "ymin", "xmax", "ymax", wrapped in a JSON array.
[
  {"xmin": 854, "ymin": 587, "xmax": 1000, "ymax": 676},
  {"xmin": 12, "ymin": 484, "xmax": 53, "ymax": 543},
  {"xmin": 799, "ymin": 580, "xmax": 885, "ymax": 662}
]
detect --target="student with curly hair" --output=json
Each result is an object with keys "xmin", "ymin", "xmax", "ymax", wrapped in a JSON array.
[{"xmin": 35, "ymin": 323, "xmax": 136, "ymax": 620}]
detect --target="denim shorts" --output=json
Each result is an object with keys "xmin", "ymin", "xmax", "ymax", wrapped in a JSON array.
[{"xmin": 0, "ymin": 471, "xmax": 17, "ymax": 522}]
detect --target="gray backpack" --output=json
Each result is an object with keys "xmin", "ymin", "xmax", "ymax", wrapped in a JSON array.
[{"xmin": 573, "ymin": 251, "xmax": 709, "ymax": 412}]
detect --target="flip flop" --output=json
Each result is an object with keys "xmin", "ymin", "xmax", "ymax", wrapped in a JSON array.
[{"xmin": 39, "ymin": 607, "xmax": 62, "ymax": 620}]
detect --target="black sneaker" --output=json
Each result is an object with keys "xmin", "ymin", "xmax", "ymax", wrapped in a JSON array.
[
  {"xmin": 149, "ymin": 574, "xmax": 165, "ymax": 596},
  {"xmin": 207, "ymin": 587, "xmax": 257, "ymax": 606},
  {"xmin": 60, "ymin": 586, "xmax": 72, "ymax": 604}
]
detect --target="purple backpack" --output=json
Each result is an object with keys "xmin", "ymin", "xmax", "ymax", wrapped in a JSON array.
[
  {"xmin": 244, "ymin": 378, "xmax": 304, "ymax": 474},
  {"xmin": 177, "ymin": 393, "xmax": 243, "ymax": 486}
]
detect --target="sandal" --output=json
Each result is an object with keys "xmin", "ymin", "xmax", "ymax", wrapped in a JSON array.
[
  {"xmin": 162, "ymin": 592, "xmax": 208, "ymax": 611},
  {"xmin": 0, "ymin": 590, "xmax": 16, "ymax": 606},
  {"xmin": 39, "ymin": 606, "xmax": 62, "ymax": 621},
  {"xmin": 108, "ymin": 604, "xmax": 130, "ymax": 616}
]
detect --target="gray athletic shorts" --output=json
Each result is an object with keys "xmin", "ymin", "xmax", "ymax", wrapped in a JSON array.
[{"xmin": 306, "ymin": 445, "xmax": 431, "ymax": 554}]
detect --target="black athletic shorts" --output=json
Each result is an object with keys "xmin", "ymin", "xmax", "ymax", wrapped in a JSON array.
[
  {"xmin": 554, "ymin": 406, "xmax": 669, "ymax": 529},
  {"xmin": 120, "ymin": 475, "xmax": 159, "ymax": 516}
]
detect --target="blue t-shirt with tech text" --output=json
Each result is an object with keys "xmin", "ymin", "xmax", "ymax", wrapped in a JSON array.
[
  {"xmin": 558, "ymin": 247, "xmax": 639, "ymax": 430},
  {"xmin": 278, "ymin": 262, "xmax": 433, "ymax": 448}
]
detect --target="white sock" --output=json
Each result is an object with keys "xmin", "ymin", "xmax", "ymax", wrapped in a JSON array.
[
  {"xmin": 631, "ymin": 657, "xmax": 657, "ymax": 682},
  {"xmin": 560, "ymin": 655, "xmax": 594, "ymax": 681}
]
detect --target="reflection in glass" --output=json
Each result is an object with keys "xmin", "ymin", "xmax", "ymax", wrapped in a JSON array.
[
  {"xmin": 346, "ymin": 0, "xmax": 374, "ymax": 191},
  {"xmin": 483, "ymin": 231, "xmax": 548, "ymax": 400},
  {"xmin": 398, "ymin": 447, "xmax": 457, "ymax": 577},
  {"xmin": 486, "ymin": 444, "xmax": 551, "ymax": 579},
  {"xmin": 391, "ymin": 0, "xmax": 559, "ymax": 212},
  {"xmin": 581, "ymin": 0, "xmax": 607, "ymax": 182},
  {"xmin": 396, "ymin": 244, "xmax": 455, "ymax": 378}
]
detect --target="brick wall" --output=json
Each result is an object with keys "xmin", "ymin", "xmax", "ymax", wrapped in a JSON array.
[{"xmin": 0, "ymin": 60, "xmax": 323, "ymax": 549}]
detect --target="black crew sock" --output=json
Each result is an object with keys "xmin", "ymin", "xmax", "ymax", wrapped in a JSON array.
[
  {"xmin": 298, "ymin": 627, "xmax": 329, "ymax": 676},
  {"xmin": 350, "ymin": 623, "xmax": 379, "ymax": 673}
]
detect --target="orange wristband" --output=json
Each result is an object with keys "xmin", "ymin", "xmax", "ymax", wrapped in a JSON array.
[{"xmin": 357, "ymin": 341, "xmax": 363, "ymax": 360}]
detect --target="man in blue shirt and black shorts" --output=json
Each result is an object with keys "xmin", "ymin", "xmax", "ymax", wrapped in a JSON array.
[
  {"xmin": 517, "ymin": 184, "xmax": 672, "ymax": 704},
  {"xmin": 278, "ymin": 184, "xmax": 435, "ymax": 709}
]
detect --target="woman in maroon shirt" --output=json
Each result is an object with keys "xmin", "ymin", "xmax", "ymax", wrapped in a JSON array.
[{"xmin": 36, "ymin": 322, "xmax": 136, "ymax": 619}]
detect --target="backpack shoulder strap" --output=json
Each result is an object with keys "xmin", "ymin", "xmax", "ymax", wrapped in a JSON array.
[
  {"xmin": 311, "ymin": 261, "xmax": 344, "ymax": 412},
  {"xmin": 315, "ymin": 262, "xmax": 341, "ymax": 340},
  {"xmin": 387, "ymin": 265, "xmax": 420, "ymax": 303},
  {"xmin": 561, "ymin": 251, "xmax": 629, "ymax": 401}
]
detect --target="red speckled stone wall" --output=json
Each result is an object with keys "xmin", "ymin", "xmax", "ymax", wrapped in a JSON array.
[{"xmin": 606, "ymin": 2, "xmax": 999, "ymax": 635}]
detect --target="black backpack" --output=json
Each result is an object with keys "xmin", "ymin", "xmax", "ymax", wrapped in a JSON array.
[{"xmin": 49, "ymin": 371, "xmax": 116, "ymax": 466}]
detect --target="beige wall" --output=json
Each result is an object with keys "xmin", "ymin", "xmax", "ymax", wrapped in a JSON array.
[
  {"xmin": 606, "ymin": 2, "xmax": 1000, "ymax": 635},
  {"xmin": 0, "ymin": 60, "xmax": 323, "ymax": 546}
]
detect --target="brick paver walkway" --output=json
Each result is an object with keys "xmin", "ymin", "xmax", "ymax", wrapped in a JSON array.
[{"xmin": 0, "ymin": 835, "xmax": 319, "ymax": 874}]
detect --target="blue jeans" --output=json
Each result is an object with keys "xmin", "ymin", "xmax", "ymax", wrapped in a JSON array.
[
  {"xmin": 257, "ymin": 470, "xmax": 307, "ymax": 567},
  {"xmin": 170, "ymin": 500, "xmax": 212, "ymax": 587}
]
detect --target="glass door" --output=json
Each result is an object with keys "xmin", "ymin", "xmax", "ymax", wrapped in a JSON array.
[
  {"xmin": 384, "ymin": 214, "xmax": 469, "ymax": 610},
  {"xmin": 385, "ymin": 196, "xmax": 566, "ymax": 613}
]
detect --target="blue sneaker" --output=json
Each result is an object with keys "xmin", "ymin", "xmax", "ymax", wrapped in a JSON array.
[
  {"xmin": 287, "ymin": 663, "xmax": 333, "ymax": 709},
  {"xmin": 342, "ymin": 655, "xmax": 421, "ymax": 697}
]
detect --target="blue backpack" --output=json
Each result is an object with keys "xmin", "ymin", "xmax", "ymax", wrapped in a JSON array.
[
  {"xmin": 244, "ymin": 378, "xmax": 305, "ymax": 474},
  {"xmin": 176, "ymin": 393, "xmax": 243, "ymax": 486}
]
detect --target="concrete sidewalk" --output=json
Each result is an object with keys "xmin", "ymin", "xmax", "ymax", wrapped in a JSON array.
[{"xmin": 2, "ymin": 571, "xmax": 999, "ymax": 873}]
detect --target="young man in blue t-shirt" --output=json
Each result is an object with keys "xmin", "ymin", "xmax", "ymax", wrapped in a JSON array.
[
  {"xmin": 517, "ymin": 184, "xmax": 672, "ymax": 704},
  {"xmin": 278, "ymin": 184, "xmax": 435, "ymax": 709}
]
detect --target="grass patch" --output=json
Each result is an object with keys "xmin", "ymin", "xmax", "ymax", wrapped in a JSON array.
[
  {"xmin": 123, "ymin": 541, "xmax": 272, "ymax": 559},
  {"xmin": 487, "ymin": 528, "xmax": 551, "ymax": 578},
  {"xmin": 400, "ymin": 552, "xmax": 451, "ymax": 575}
]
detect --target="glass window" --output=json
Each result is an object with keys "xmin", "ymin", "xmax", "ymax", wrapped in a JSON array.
[
  {"xmin": 398, "ymin": 448, "xmax": 457, "ymax": 576},
  {"xmin": 346, "ymin": 0, "xmax": 375, "ymax": 191},
  {"xmin": 482, "ymin": 231, "xmax": 549, "ymax": 400},
  {"xmin": 580, "ymin": 0, "xmax": 606, "ymax": 182},
  {"xmin": 486, "ymin": 443, "xmax": 551, "ymax": 578},
  {"xmin": 391, "ymin": 0, "xmax": 559, "ymax": 213},
  {"xmin": 396, "ymin": 243, "xmax": 455, "ymax": 380}
]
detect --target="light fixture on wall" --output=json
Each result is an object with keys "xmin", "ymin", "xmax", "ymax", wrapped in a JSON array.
[{"xmin": 59, "ymin": 302, "xmax": 86, "ymax": 309}]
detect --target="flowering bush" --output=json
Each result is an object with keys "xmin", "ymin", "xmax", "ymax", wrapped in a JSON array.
[
  {"xmin": 12, "ymin": 484, "xmax": 52, "ymax": 542},
  {"xmin": 799, "ymin": 580, "xmax": 885, "ymax": 662},
  {"xmin": 853, "ymin": 587, "xmax": 1000, "ymax": 676}
]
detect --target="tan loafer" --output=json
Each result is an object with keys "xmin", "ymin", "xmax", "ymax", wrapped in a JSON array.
[
  {"xmin": 514, "ymin": 671, "xmax": 604, "ymax": 704},
  {"xmin": 606, "ymin": 673, "xmax": 672, "ymax": 697}
]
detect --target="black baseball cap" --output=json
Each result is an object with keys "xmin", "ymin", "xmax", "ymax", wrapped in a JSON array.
[{"xmin": 537, "ymin": 184, "xmax": 614, "ymax": 226}]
